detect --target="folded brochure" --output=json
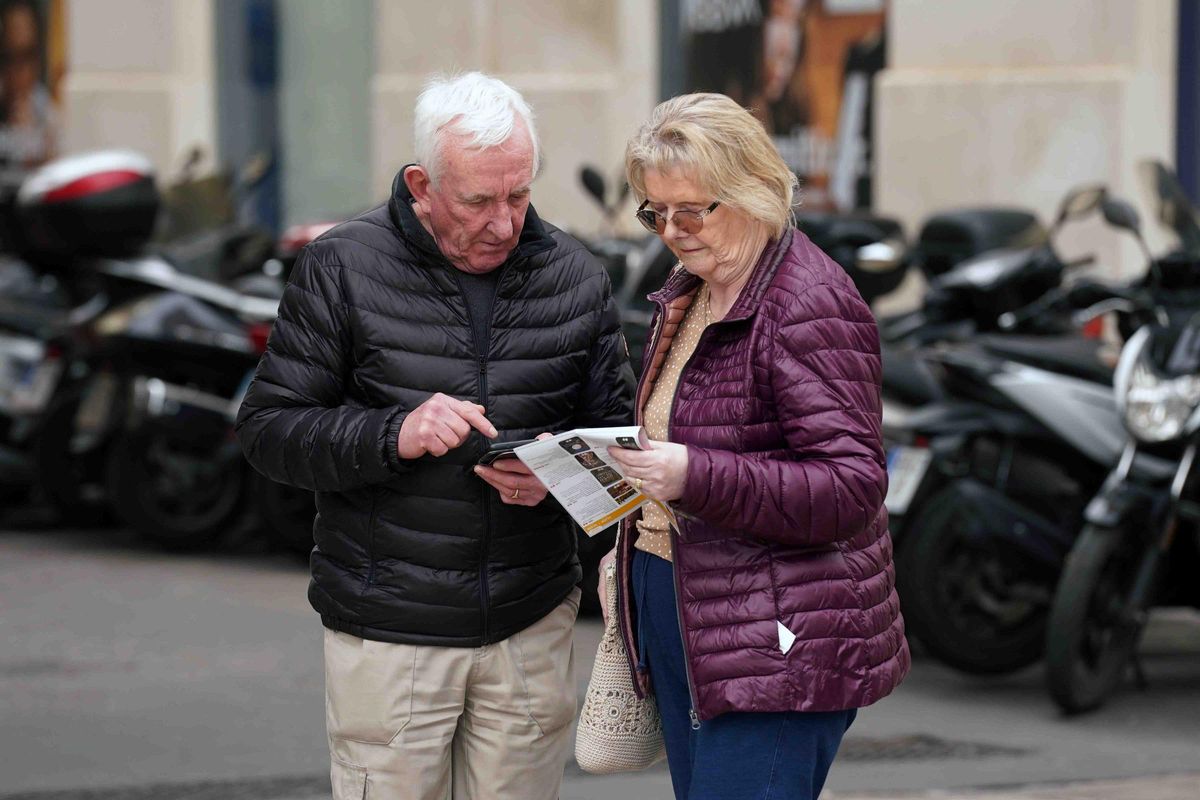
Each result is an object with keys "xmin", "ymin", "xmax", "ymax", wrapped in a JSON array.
[{"xmin": 513, "ymin": 425, "xmax": 677, "ymax": 534}]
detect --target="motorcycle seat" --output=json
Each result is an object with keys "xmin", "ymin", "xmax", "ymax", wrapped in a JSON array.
[
  {"xmin": 881, "ymin": 341, "xmax": 944, "ymax": 405},
  {"xmin": 975, "ymin": 334, "xmax": 1114, "ymax": 386}
]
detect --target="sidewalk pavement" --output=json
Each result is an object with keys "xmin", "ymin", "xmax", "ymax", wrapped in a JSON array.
[{"xmin": 826, "ymin": 772, "xmax": 1200, "ymax": 800}]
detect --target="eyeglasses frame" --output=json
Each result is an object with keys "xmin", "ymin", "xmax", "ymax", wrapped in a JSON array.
[{"xmin": 635, "ymin": 200, "xmax": 721, "ymax": 234}]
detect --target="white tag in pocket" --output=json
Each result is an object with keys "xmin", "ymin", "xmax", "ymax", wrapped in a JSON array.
[{"xmin": 777, "ymin": 621, "xmax": 797, "ymax": 655}]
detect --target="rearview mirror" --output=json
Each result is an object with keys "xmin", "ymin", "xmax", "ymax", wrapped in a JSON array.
[
  {"xmin": 1137, "ymin": 159, "xmax": 1200, "ymax": 253},
  {"xmin": 239, "ymin": 151, "xmax": 273, "ymax": 189},
  {"xmin": 1101, "ymin": 196, "xmax": 1141, "ymax": 235},
  {"xmin": 579, "ymin": 166, "xmax": 608, "ymax": 210},
  {"xmin": 1056, "ymin": 185, "xmax": 1106, "ymax": 223}
]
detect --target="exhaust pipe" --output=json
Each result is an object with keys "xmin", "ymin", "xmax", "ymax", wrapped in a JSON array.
[{"xmin": 129, "ymin": 376, "xmax": 238, "ymax": 425}]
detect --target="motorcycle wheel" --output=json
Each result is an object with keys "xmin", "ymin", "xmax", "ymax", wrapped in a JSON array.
[
  {"xmin": 105, "ymin": 427, "xmax": 245, "ymax": 550},
  {"xmin": 1044, "ymin": 525, "xmax": 1150, "ymax": 714},
  {"xmin": 254, "ymin": 472, "xmax": 316, "ymax": 558},
  {"xmin": 897, "ymin": 486, "xmax": 1054, "ymax": 674},
  {"xmin": 31, "ymin": 384, "xmax": 113, "ymax": 525}
]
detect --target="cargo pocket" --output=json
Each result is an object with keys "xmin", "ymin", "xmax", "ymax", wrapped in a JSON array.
[
  {"xmin": 330, "ymin": 758, "xmax": 369, "ymax": 800},
  {"xmin": 515, "ymin": 589, "xmax": 580, "ymax": 736},
  {"xmin": 324, "ymin": 629, "xmax": 416, "ymax": 745}
]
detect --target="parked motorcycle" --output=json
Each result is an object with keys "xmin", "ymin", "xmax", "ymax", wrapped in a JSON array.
[
  {"xmin": 880, "ymin": 183, "xmax": 1110, "ymax": 447},
  {"xmin": 0, "ymin": 150, "xmax": 278, "ymax": 546},
  {"xmin": 890, "ymin": 325, "xmax": 1123, "ymax": 673},
  {"xmin": 886, "ymin": 186, "xmax": 1132, "ymax": 674},
  {"xmin": 155, "ymin": 146, "xmax": 276, "ymax": 285},
  {"xmin": 1044, "ymin": 186, "xmax": 1200, "ymax": 713}
]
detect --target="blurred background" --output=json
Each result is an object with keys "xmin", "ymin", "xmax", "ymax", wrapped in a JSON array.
[
  {"xmin": 1, "ymin": 1, "xmax": 1199, "ymax": 798},
  {"xmin": 47, "ymin": 0, "xmax": 1198, "ymax": 276}
]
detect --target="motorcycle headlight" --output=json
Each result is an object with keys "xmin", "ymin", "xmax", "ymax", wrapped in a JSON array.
[{"xmin": 1123, "ymin": 357, "xmax": 1200, "ymax": 442}]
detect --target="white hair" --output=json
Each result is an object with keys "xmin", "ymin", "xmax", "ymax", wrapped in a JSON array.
[{"xmin": 413, "ymin": 72, "xmax": 540, "ymax": 184}]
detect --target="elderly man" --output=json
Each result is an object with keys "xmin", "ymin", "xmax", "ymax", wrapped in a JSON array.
[{"xmin": 236, "ymin": 72, "xmax": 634, "ymax": 800}]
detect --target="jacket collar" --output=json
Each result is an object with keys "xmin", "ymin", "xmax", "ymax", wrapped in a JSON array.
[
  {"xmin": 387, "ymin": 166, "xmax": 556, "ymax": 270},
  {"xmin": 647, "ymin": 228, "xmax": 794, "ymax": 322}
]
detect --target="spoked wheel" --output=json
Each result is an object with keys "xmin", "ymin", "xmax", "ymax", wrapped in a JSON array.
[
  {"xmin": 106, "ymin": 427, "xmax": 246, "ymax": 550},
  {"xmin": 897, "ymin": 486, "xmax": 1057, "ymax": 674},
  {"xmin": 254, "ymin": 472, "xmax": 316, "ymax": 557},
  {"xmin": 1045, "ymin": 525, "xmax": 1151, "ymax": 714}
]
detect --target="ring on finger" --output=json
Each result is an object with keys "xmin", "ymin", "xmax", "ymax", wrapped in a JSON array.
[
  {"xmin": 632, "ymin": 477, "xmax": 643, "ymax": 492},
  {"xmin": 511, "ymin": 488, "xmax": 520, "ymax": 500}
]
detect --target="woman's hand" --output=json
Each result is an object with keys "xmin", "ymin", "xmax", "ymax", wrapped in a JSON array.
[
  {"xmin": 606, "ymin": 440, "xmax": 689, "ymax": 502},
  {"xmin": 598, "ymin": 547, "xmax": 617, "ymax": 625}
]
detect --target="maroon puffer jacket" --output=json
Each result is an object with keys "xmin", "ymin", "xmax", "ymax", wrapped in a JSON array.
[{"xmin": 617, "ymin": 228, "xmax": 909, "ymax": 721}]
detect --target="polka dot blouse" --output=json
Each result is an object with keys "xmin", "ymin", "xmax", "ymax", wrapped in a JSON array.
[{"xmin": 635, "ymin": 282, "xmax": 712, "ymax": 562}]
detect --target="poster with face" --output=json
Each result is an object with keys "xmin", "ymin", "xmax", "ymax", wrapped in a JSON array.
[
  {"xmin": 0, "ymin": 0, "xmax": 63, "ymax": 191},
  {"xmin": 678, "ymin": 0, "xmax": 885, "ymax": 211}
]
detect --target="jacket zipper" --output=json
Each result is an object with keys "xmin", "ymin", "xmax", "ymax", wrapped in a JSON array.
[
  {"xmin": 451, "ymin": 266, "xmax": 509, "ymax": 644},
  {"xmin": 667, "ymin": 292, "xmax": 717, "ymax": 729},
  {"xmin": 618, "ymin": 306, "xmax": 665, "ymax": 691},
  {"xmin": 477, "ymin": 354, "xmax": 491, "ymax": 642},
  {"xmin": 630, "ymin": 290, "xmax": 704, "ymax": 728}
]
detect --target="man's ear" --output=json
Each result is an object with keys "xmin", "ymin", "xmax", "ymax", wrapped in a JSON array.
[{"xmin": 404, "ymin": 165, "xmax": 433, "ymax": 215}]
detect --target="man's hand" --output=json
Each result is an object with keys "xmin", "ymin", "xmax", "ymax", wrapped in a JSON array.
[
  {"xmin": 397, "ymin": 393, "xmax": 497, "ymax": 459},
  {"xmin": 472, "ymin": 432, "xmax": 552, "ymax": 506}
]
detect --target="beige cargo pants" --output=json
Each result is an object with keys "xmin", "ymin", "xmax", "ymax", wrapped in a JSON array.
[{"xmin": 323, "ymin": 588, "xmax": 580, "ymax": 800}]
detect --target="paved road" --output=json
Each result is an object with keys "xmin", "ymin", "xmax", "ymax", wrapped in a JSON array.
[{"xmin": 1, "ymin": 523, "xmax": 1197, "ymax": 799}]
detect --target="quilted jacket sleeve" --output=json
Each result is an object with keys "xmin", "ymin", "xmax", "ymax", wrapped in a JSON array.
[
  {"xmin": 235, "ymin": 246, "xmax": 410, "ymax": 492},
  {"xmin": 676, "ymin": 282, "xmax": 887, "ymax": 546},
  {"xmin": 573, "ymin": 274, "xmax": 636, "ymax": 428}
]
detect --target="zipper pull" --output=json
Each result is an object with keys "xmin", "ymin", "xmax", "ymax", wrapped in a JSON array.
[{"xmin": 689, "ymin": 709, "xmax": 700, "ymax": 730}]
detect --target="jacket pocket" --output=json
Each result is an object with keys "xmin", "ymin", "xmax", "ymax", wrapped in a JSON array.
[{"xmin": 324, "ymin": 629, "xmax": 416, "ymax": 744}]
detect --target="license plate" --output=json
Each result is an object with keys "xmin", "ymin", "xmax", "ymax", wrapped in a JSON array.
[
  {"xmin": 885, "ymin": 445, "xmax": 933, "ymax": 515},
  {"xmin": 0, "ymin": 335, "xmax": 60, "ymax": 415}
]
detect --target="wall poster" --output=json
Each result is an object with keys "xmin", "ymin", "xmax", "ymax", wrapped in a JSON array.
[
  {"xmin": 678, "ymin": 0, "xmax": 886, "ymax": 211},
  {"xmin": 0, "ymin": 0, "xmax": 64, "ymax": 192}
]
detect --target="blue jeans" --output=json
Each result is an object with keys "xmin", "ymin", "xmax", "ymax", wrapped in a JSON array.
[{"xmin": 631, "ymin": 548, "xmax": 856, "ymax": 800}]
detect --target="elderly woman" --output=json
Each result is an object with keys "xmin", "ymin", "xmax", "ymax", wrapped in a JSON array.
[{"xmin": 603, "ymin": 93, "xmax": 909, "ymax": 799}]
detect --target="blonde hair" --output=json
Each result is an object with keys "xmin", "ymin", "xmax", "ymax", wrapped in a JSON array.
[{"xmin": 625, "ymin": 93, "xmax": 797, "ymax": 238}]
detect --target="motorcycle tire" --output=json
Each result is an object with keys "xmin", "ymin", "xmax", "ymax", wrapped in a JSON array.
[
  {"xmin": 254, "ymin": 472, "xmax": 316, "ymax": 558},
  {"xmin": 105, "ymin": 427, "xmax": 245, "ymax": 550},
  {"xmin": 896, "ymin": 485, "xmax": 1051, "ymax": 675},
  {"xmin": 31, "ymin": 383, "xmax": 114, "ymax": 526},
  {"xmin": 1044, "ymin": 525, "xmax": 1150, "ymax": 715}
]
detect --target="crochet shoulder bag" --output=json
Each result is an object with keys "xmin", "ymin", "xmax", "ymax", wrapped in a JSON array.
[{"xmin": 575, "ymin": 559, "xmax": 666, "ymax": 774}]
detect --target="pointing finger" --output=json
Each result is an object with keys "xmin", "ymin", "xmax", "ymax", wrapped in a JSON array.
[{"xmin": 455, "ymin": 401, "xmax": 497, "ymax": 438}]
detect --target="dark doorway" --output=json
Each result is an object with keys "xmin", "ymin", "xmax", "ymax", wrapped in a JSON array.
[{"xmin": 1179, "ymin": 0, "xmax": 1199, "ymax": 204}]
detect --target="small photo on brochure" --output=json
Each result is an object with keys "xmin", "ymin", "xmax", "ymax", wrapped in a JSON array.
[
  {"xmin": 590, "ymin": 466, "xmax": 622, "ymax": 487},
  {"xmin": 616, "ymin": 435, "xmax": 640, "ymax": 450},
  {"xmin": 558, "ymin": 436, "xmax": 589, "ymax": 454},
  {"xmin": 607, "ymin": 480, "xmax": 636, "ymax": 503},
  {"xmin": 574, "ymin": 451, "xmax": 606, "ymax": 469}
]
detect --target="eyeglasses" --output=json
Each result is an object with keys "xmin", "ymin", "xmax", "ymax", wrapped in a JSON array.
[{"xmin": 635, "ymin": 200, "xmax": 720, "ymax": 235}]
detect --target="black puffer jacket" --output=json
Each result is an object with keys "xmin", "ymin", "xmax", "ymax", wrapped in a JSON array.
[{"xmin": 236, "ymin": 172, "xmax": 634, "ymax": 646}]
